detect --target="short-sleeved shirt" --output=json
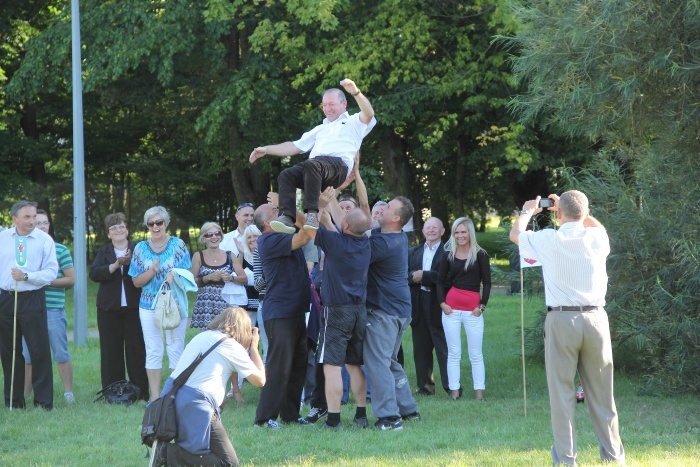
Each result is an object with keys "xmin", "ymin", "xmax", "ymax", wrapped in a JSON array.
[
  {"xmin": 44, "ymin": 243, "xmax": 74, "ymax": 309},
  {"xmin": 173, "ymin": 330, "xmax": 258, "ymax": 407},
  {"xmin": 314, "ymin": 226, "xmax": 370, "ymax": 306},
  {"xmin": 518, "ymin": 222, "xmax": 610, "ymax": 307},
  {"xmin": 128, "ymin": 237, "xmax": 192, "ymax": 309},
  {"xmin": 293, "ymin": 112, "xmax": 377, "ymax": 176},
  {"xmin": 257, "ymin": 232, "xmax": 310, "ymax": 320},
  {"xmin": 366, "ymin": 229, "xmax": 411, "ymax": 317}
]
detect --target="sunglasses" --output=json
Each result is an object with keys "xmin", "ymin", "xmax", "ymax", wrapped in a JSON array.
[
  {"xmin": 203, "ymin": 231, "xmax": 222, "ymax": 238},
  {"xmin": 146, "ymin": 219, "xmax": 165, "ymax": 228},
  {"xmin": 236, "ymin": 203, "xmax": 254, "ymax": 212}
]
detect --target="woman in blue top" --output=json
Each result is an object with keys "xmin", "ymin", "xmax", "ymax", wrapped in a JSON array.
[{"xmin": 129, "ymin": 206, "xmax": 192, "ymax": 402}]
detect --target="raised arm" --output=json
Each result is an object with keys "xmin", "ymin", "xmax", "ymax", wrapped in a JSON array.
[
  {"xmin": 352, "ymin": 153, "xmax": 371, "ymax": 220},
  {"xmin": 340, "ymin": 79, "xmax": 375, "ymax": 124},
  {"xmin": 249, "ymin": 142, "xmax": 302, "ymax": 164}
]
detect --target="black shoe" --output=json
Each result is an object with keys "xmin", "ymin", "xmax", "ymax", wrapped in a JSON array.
[
  {"xmin": 149, "ymin": 440, "xmax": 167, "ymax": 467},
  {"xmin": 374, "ymin": 417, "xmax": 403, "ymax": 431},
  {"xmin": 321, "ymin": 421, "xmax": 343, "ymax": 431},
  {"xmin": 283, "ymin": 417, "xmax": 310, "ymax": 425},
  {"xmin": 270, "ymin": 215, "xmax": 296, "ymax": 234},
  {"xmin": 401, "ymin": 411, "xmax": 421, "ymax": 422},
  {"xmin": 304, "ymin": 407, "xmax": 328, "ymax": 424},
  {"xmin": 415, "ymin": 388, "xmax": 434, "ymax": 396},
  {"xmin": 352, "ymin": 416, "xmax": 369, "ymax": 429}
]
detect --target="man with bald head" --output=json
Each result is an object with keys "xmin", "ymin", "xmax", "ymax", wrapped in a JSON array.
[
  {"xmin": 304, "ymin": 197, "xmax": 372, "ymax": 430},
  {"xmin": 253, "ymin": 204, "xmax": 312, "ymax": 428},
  {"xmin": 408, "ymin": 217, "xmax": 450, "ymax": 396},
  {"xmin": 510, "ymin": 190, "xmax": 625, "ymax": 465}
]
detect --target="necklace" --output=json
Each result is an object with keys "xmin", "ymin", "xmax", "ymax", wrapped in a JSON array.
[{"xmin": 149, "ymin": 236, "xmax": 169, "ymax": 249}]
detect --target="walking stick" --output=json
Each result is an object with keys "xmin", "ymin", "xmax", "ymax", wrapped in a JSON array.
[
  {"xmin": 520, "ymin": 265, "xmax": 527, "ymax": 417},
  {"xmin": 9, "ymin": 280, "xmax": 19, "ymax": 411}
]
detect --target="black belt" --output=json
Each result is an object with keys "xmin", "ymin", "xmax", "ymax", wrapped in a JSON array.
[
  {"xmin": 0, "ymin": 288, "xmax": 37, "ymax": 296},
  {"xmin": 547, "ymin": 306, "xmax": 601, "ymax": 312}
]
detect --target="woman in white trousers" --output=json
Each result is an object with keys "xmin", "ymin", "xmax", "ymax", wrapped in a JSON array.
[{"xmin": 436, "ymin": 217, "xmax": 491, "ymax": 400}]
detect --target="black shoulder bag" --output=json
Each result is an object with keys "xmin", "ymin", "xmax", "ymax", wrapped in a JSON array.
[{"xmin": 141, "ymin": 336, "xmax": 228, "ymax": 447}]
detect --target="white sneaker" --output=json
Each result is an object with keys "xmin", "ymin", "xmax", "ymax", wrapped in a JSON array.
[{"xmin": 64, "ymin": 392, "xmax": 75, "ymax": 404}]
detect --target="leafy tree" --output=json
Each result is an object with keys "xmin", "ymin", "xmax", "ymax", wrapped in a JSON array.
[{"xmin": 506, "ymin": 0, "xmax": 700, "ymax": 394}]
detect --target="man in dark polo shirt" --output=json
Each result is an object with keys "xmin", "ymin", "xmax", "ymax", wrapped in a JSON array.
[
  {"xmin": 253, "ymin": 204, "xmax": 312, "ymax": 428},
  {"xmin": 363, "ymin": 196, "xmax": 420, "ymax": 430},
  {"xmin": 304, "ymin": 200, "xmax": 371, "ymax": 430}
]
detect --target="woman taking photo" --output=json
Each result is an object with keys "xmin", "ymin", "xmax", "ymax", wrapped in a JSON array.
[
  {"xmin": 150, "ymin": 307, "xmax": 265, "ymax": 467},
  {"xmin": 90, "ymin": 213, "xmax": 149, "ymax": 401},
  {"xmin": 437, "ymin": 217, "xmax": 491, "ymax": 401},
  {"xmin": 129, "ymin": 206, "xmax": 192, "ymax": 402}
]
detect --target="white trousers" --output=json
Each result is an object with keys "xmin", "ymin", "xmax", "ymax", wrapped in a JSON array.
[
  {"xmin": 139, "ymin": 308, "xmax": 187, "ymax": 370},
  {"xmin": 442, "ymin": 310, "xmax": 485, "ymax": 391}
]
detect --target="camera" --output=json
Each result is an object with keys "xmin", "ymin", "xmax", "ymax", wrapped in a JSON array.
[{"xmin": 538, "ymin": 198, "xmax": 555, "ymax": 208}]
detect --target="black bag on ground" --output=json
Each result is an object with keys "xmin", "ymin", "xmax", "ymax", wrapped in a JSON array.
[
  {"xmin": 94, "ymin": 380, "xmax": 140, "ymax": 406},
  {"xmin": 141, "ymin": 337, "xmax": 228, "ymax": 447}
]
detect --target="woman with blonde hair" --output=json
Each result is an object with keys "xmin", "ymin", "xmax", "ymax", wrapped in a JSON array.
[
  {"xmin": 150, "ymin": 307, "xmax": 265, "ymax": 467},
  {"xmin": 437, "ymin": 217, "xmax": 491, "ymax": 400},
  {"xmin": 190, "ymin": 222, "xmax": 246, "ymax": 329},
  {"xmin": 240, "ymin": 224, "xmax": 262, "ymax": 326}
]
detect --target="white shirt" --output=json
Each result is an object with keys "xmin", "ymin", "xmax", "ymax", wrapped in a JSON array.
[
  {"xmin": 421, "ymin": 242, "xmax": 440, "ymax": 292},
  {"xmin": 293, "ymin": 112, "xmax": 377, "ymax": 176},
  {"xmin": 518, "ymin": 221, "xmax": 610, "ymax": 307},
  {"xmin": 174, "ymin": 330, "xmax": 258, "ymax": 407},
  {"xmin": 219, "ymin": 229, "xmax": 243, "ymax": 256},
  {"xmin": 0, "ymin": 227, "xmax": 58, "ymax": 291}
]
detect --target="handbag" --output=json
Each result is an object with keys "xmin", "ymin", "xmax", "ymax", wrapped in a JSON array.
[
  {"xmin": 141, "ymin": 336, "xmax": 228, "ymax": 447},
  {"xmin": 94, "ymin": 380, "xmax": 140, "ymax": 406},
  {"xmin": 154, "ymin": 281, "xmax": 181, "ymax": 330}
]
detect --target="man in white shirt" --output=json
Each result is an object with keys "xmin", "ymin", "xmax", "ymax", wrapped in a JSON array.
[
  {"xmin": 0, "ymin": 200, "xmax": 58, "ymax": 410},
  {"xmin": 249, "ymin": 78, "xmax": 376, "ymax": 233},
  {"xmin": 510, "ymin": 190, "xmax": 625, "ymax": 466},
  {"xmin": 220, "ymin": 202, "xmax": 255, "ymax": 255}
]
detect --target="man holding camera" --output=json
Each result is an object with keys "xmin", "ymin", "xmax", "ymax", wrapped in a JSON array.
[{"xmin": 509, "ymin": 190, "xmax": 625, "ymax": 466}]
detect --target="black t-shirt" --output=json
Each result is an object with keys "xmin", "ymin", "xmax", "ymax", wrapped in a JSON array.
[
  {"xmin": 366, "ymin": 229, "xmax": 411, "ymax": 317},
  {"xmin": 314, "ymin": 226, "xmax": 370, "ymax": 305},
  {"xmin": 258, "ymin": 232, "xmax": 310, "ymax": 320}
]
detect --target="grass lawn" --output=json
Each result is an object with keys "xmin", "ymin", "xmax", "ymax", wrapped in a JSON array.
[{"xmin": 1, "ymin": 293, "xmax": 698, "ymax": 465}]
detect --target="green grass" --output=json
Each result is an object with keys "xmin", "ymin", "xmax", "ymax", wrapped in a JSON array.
[{"xmin": 1, "ymin": 295, "xmax": 698, "ymax": 465}]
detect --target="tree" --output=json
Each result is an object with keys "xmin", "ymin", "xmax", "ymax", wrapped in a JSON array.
[{"xmin": 506, "ymin": 0, "xmax": 700, "ymax": 394}]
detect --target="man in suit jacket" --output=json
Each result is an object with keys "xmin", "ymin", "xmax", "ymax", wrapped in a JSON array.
[{"xmin": 408, "ymin": 217, "xmax": 449, "ymax": 395}]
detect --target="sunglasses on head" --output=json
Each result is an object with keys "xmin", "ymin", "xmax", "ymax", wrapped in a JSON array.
[
  {"xmin": 203, "ymin": 231, "xmax": 222, "ymax": 238},
  {"xmin": 146, "ymin": 219, "xmax": 165, "ymax": 228},
  {"xmin": 236, "ymin": 203, "xmax": 254, "ymax": 212}
]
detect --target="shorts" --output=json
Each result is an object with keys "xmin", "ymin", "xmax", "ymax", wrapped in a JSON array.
[
  {"xmin": 317, "ymin": 304, "xmax": 366, "ymax": 367},
  {"xmin": 22, "ymin": 307, "xmax": 70, "ymax": 364}
]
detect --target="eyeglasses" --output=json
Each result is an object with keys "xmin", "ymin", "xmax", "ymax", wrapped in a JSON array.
[
  {"xmin": 108, "ymin": 224, "xmax": 127, "ymax": 231},
  {"xmin": 35, "ymin": 221, "xmax": 50, "ymax": 226},
  {"xmin": 236, "ymin": 203, "xmax": 254, "ymax": 212},
  {"xmin": 146, "ymin": 219, "xmax": 165, "ymax": 228},
  {"xmin": 203, "ymin": 231, "xmax": 222, "ymax": 238}
]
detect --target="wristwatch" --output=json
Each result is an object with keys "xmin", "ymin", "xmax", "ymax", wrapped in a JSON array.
[
  {"xmin": 478, "ymin": 304, "xmax": 486, "ymax": 312},
  {"xmin": 520, "ymin": 209, "xmax": 530, "ymax": 214},
  {"xmin": 24, "ymin": 273, "xmax": 29, "ymax": 281}
]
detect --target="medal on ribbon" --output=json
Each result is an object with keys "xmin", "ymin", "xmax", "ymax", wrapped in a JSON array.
[{"xmin": 15, "ymin": 235, "xmax": 28, "ymax": 267}]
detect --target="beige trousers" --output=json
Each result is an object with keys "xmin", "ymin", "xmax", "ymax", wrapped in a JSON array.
[{"xmin": 544, "ymin": 308, "xmax": 626, "ymax": 465}]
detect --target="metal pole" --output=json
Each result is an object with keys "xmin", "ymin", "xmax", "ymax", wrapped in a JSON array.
[
  {"xmin": 520, "ymin": 265, "xmax": 527, "ymax": 417},
  {"xmin": 71, "ymin": 0, "xmax": 88, "ymax": 346}
]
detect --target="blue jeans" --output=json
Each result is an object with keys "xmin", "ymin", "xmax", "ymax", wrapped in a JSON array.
[{"xmin": 22, "ymin": 308, "xmax": 70, "ymax": 364}]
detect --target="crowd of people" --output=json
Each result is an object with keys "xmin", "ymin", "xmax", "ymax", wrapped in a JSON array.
[{"xmin": 1, "ymin": 78, "xmax": 625, "ymax": 467}]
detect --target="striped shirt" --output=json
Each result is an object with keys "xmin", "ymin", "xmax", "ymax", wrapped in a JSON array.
[
  {"xmin": 518, "ymin": 221, "xmax": 610, "ymax": 307},
  {"xmin": 45, "ymin": 243, "xmax": 74, "ymax": 309}
]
